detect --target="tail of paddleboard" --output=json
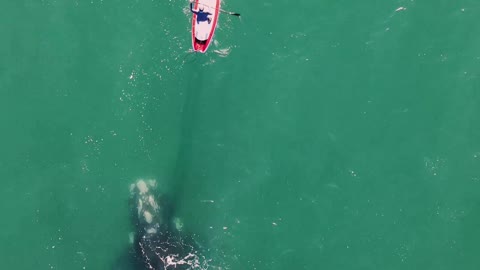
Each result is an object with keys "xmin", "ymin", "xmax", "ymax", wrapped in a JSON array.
[{"xmin": 191, "ymin": 0, "xmax": 220, "ymax": 53}]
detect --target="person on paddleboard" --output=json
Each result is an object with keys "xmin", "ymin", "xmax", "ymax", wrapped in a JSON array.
[{"xmin": 190, "ymin": 1, "xmax": 212, "ymax": 24}]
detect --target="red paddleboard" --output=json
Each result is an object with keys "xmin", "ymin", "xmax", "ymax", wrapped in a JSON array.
[{"xmin": 191, "ymin": 0, "xmax": 220, "ymax": 53}]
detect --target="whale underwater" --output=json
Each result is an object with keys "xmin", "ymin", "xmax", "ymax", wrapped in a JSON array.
[{"xmin": 113, "ymin": 179, "xmax": 206, "ymax": 270}]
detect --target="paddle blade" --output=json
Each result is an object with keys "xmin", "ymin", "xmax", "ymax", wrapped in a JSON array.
[{"xmin": 220, "ymin": 9, "xmax": 241, "ymax": 17}]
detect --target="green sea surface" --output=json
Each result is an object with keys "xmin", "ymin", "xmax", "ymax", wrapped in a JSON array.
[{"xmin": 1, "ymin": 0, "xmax": 480, "ymax": 269}]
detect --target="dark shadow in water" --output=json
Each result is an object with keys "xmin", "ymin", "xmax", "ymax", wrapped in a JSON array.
[
  {"xmin": 111, "ymin": 53, "xmax": 208, "ymax": 269},
  {"xmin": 170, "ymin": 65, "xmax": 204, "ymax": 211}
]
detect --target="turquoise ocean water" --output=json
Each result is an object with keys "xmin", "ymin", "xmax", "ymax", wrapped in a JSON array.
[{"xmin": 1, "ymin": 0, "xmax": 480, "ymax": 269}]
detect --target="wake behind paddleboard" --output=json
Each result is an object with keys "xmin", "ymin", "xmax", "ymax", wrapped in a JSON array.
[{"xmin": 191, "ymin": 0, "xmax": 220, "ymax": 53}]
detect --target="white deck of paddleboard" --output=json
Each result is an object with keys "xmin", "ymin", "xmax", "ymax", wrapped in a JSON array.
[{"xmin": 194, "ymin": 0, "xmax": 219, "ymax": 41}]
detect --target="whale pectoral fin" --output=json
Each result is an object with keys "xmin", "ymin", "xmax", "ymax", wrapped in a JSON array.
[
  {"xmin": 173, "ymin": 217, "xmax": 184, "ymax": 232},
  {"xmin": 128, "ymin": 232, "xmax": 134, "ymax": 244}
]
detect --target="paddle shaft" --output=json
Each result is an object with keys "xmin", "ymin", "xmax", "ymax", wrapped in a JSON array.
[{"xmin": 193, "ymin": 2, "xmax": 240, "ymax": 17}]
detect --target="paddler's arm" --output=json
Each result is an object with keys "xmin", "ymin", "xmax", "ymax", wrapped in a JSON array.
[{"xmin": 189, "ymin": 2, "xmax": 198, "ymax": 14}]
